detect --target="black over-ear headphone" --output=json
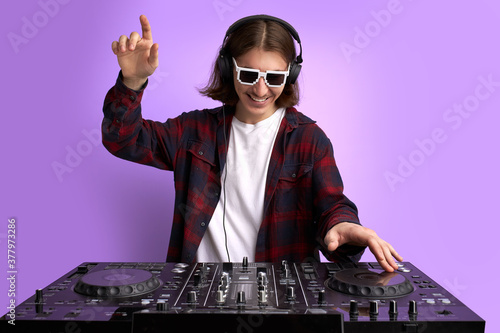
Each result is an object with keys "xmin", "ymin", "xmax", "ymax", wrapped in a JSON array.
[{"xmin": 218, "ymin": 14, "xmax": 303, "ymax": 85}]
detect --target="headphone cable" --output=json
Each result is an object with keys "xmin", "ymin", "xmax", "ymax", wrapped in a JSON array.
[{"xmin": 222, "ymin": 105, "xmax": 231, "ymax": 263}]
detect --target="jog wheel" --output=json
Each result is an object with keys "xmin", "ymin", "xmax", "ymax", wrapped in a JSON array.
[
  {"xmin": 326, "ymin": 268, "xmax": 414, "ymax": 298},
  {"xmin": 74, "ymin": 268, "xmax": 161, "ymax": 298}
]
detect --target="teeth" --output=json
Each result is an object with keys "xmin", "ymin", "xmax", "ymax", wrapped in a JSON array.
[{"xmin": 251, "ymin": 96, "xmax": 268, "ymax": 102}]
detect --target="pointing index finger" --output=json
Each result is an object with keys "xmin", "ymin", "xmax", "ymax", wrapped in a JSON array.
[{"xmin": 140, "ymin": 14, "xmax": 153, "ymax": 41}]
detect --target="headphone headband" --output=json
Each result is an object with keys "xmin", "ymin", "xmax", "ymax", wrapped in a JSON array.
[
  {"xmin": 222, "ymin": 14, "xmax": 303, "ymax": 64},
  {"xmin": 218, "ymin": 14, "xmax": 303, "ymax": 85}
]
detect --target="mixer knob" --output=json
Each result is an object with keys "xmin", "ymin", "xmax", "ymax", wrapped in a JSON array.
[
  {"xmin": 317, "ymin": 289, "xmax": 326, "ymax": 305},
  {"xmin": 286, "ymin": 286, "xmax": 296, "ymax": 301},
  {"xmin": 220, "ymin": 272, "xmax": 229, "ymax": 288},
  {"xmin": 349, "ymin": 300, "xmax": 359, "ymax": 318},
  {"xmin": 35, "ymin": 289, "xmax": 44, "ymax": 304},
  {"xmin": 237, "ymin": 291, "xmax": 246, "ymax": 305},
  {"xmin": 193, "ymin": 273, "xmax": 201, "ymax": 287},
  {"xmin": 258, "ymin": 290, "xmax": 268, "ymax": 305},
  {"xmin": 35, "ymin": 303, "xmax": 44, "ymax": 314},
  {"xmin": 258, "ymin": 272, "xmax": 268, "ymax": 285},
  {"xmin": 408, "ymin": 300, "xmax": 418, "ymax": 314},
  {"xmin": 187, "ymin": 291, "xmax": 197, "ymax": 304},
  {"xmin": 408, "ymin": 300, "xmax": 418, "ymax": 320},
  {"xmin": 242, "ymin": 256, "xmax": 248, "ymax": 268},
  {"xmin": 156, "ymin": 301, "xmax": 169, "ymax": 312},
  {"xmin": 216, "ymin": 290, "xmax": 225, "ymax": 304},
  {"xmin": 389, "ymin": 300, "xmax": 398, "ymax": 320},
  {"xmin": 369, "ymin": 300, "xmax": 379, "ymax": 319}
]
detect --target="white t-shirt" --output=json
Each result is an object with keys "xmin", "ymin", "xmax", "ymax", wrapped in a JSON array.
[{"xmin": 196, "ymin": 108, "xmax": 286, "ymax": 262}]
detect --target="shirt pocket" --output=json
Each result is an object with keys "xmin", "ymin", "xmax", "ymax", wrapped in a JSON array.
[
  {"xmin": 185, "ymin": 140, "xmax": 217, "ymax": 195},
  {"xmin": 275, "ymin": 163, "xmax": 314, "ymax": 215},
  {"xmin": 187, "ymin": 140, "xmax": 216, "ymax": 167},
  {"xmin": 280, "ymin": 163, "xmax": 313, "ymax": 183}
]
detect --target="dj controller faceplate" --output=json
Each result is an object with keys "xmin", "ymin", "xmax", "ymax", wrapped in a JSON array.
[{"xmin": 1, "ymin": 260, "xmax": 485, "ymax": 332}]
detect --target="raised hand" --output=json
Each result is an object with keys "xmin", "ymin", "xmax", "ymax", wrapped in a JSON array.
[{"xmin": 111, "ymin": 15, "xmax": 159, "ymax": 90}]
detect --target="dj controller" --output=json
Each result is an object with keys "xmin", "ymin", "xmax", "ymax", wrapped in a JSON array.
[{"xmin": 1, "ymin": 259, "xmax": 485, "ymax": 332}]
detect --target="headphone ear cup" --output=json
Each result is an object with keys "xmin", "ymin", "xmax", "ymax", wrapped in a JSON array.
[
  {"xmin": 287, "ymin": 61, "xmax": 301, "ymax": 84},
  {"xmin": 218, "ymin": 49, "xmax": 233, "ymax": 83}
]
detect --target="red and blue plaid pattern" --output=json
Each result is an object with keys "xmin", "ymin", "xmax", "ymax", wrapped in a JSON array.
[{"xmin": 102, "ymin": 74, "xmax": 365, "ymax": 264}]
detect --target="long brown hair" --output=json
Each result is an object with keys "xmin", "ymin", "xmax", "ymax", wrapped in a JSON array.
[{"xmin": 199, "ymin": 19, "xmax": 300, "ymax": 107}]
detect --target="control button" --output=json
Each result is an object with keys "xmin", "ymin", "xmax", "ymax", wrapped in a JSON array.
[
  {"xmin": 437, "ymin": 309, "xmax": 453, "ymax": 315},
  {"xmin": 237, "ymin": 291, "xmax": 246, "ymax": 305},
  {"xmin": 156, "ymin": 301, "xmax": 169, "ymax": 312},
  {"xmin": 317, "ymin": 289, "xmax": 326, "ymax": 305},
  {"xmin": 187, "ymin": 291, "xmax": 197, "ymax": 304},
  {"xmin": 369, "ymin": 300, "xmax": 379, "ymax": 316},
  {"xmin": 286, "ymin": 286, "xmax": 296, "ymax": 301},
  {"xmin": 216, "ymin": 290, "xmax": 225, "ymax": 304},
  {"xmin": 258, "ymin": 272, "xmax": 268, "ymax": 285},
  {"xmin": 35, "ymin": 289, "xmax": 44, "ymax": 304},
  {"xmin": 349, "ymin": 300, "xmax": 359, "ymax": 319},
  {"xmin": 64, "ymin": 311, "xmax": 80, "ymax": 318},
  {"xmin": 408, "ymin": 300, "xmax": 418, "ymax": 320},
  {"xmin": 258, "ymin": 290, "xmax": 267, "ymax": 305},
  {"xmin": 441, "ymin": 299, "xmax": 451, "ymax": 304},
  {"xmin": 389, "ymin": 300, "xmax": 398, "ymax": 320},
  {"xmin": 76, "ymin": 265, "xmax": 89, "ymax": 274},
  {"xmin": 193, "ymin": 273, "xmax": 201, "ymax": 287}
]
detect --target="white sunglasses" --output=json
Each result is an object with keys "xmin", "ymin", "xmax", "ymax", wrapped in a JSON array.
[{"xmin": 232, "ymin": 58, "xmax": 290, "ymax": 87}]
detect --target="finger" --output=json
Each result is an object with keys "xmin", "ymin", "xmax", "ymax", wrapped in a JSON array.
[
  {"xmin": 140, "ymin": 14, "xmax": 153, "ymax": 40},
  {"xmin": 118, "ymin": 35, "xmax": 128, "ymax": 53},
  {"xmin": 367, "ymin": 239, "xmax": 394, "ymax": 272},
  {"xmin": 128, "ymin": 31, "xmax": 141, "ymax": 51},
  {"xmin": 111, "ymin": 41, "xmax": 119, "ymax": 55},
  {"xmin": 381, "ymin": 243, "xmax": 399, "ymax": 271},
  {"xmin": 388, "ymin": 243, "xmax": 404, "ymax": 262},
  {"xmin": 324, "ymin": 227, "xmax": 341, "ymax": 252},
  {"xmin": 327, "ymin": 238, "xmax": 339, "ymax": 252},
  {"xmin": 148, "ymin": 43, "xmax": 160, "ymax": 68}
]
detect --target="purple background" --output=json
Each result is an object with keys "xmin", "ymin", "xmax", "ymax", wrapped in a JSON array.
[{"xmin": 1, "ymin": 0, "xmax": 498, "ymax": 331}]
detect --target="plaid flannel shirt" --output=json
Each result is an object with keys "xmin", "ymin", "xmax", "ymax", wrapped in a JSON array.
[{"xmin": 102, "ymin": 74, "xmax": 365, "ymax": 263}]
